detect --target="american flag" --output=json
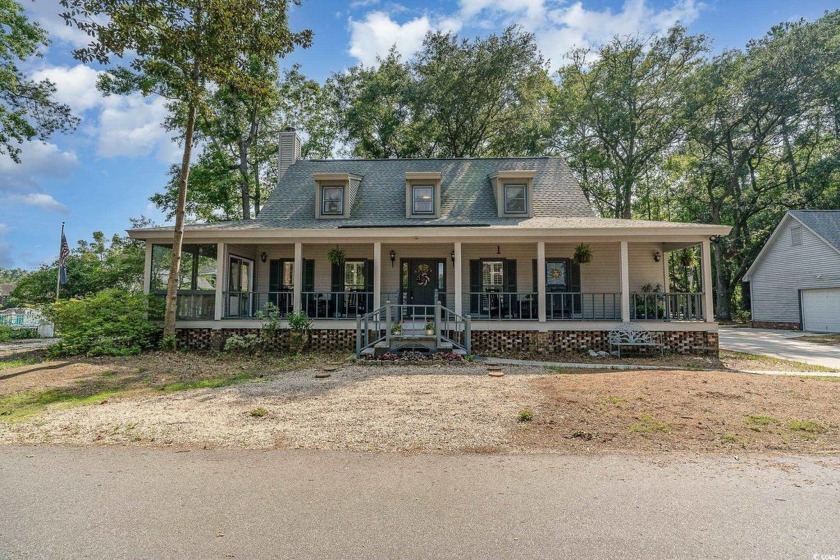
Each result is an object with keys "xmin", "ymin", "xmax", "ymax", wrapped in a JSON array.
[{"xmin": 59, "ymin": 229, "xmax": 70, "ymax": 285}]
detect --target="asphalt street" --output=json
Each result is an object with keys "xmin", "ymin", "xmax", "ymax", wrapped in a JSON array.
[{"xmin": 2, "ymin": 446, "xmax": 839, "ymax": 559}]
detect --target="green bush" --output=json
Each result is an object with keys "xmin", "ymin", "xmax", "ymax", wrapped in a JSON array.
[
  {"xmin": 48, "ymin": 289, "xmax": 163, "ymax": 357},
  {"xmin": 0, "ymin": 325, "xmax": 11, "ymax": 342},
  {"xmin": 223, "ymin": 333, "xmax": 260, "ymax": 355}
]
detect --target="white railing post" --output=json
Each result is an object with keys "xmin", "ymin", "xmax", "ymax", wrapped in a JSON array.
[
  {"xmin": 293, "ymin": 242, "xmax": 303, "ymax": 313},
  {"xmin": 385, "ymin": 301, "xmax": 392, "ymax": 347},
  {"xmin": 465, "ymin": 315, "xmax": 471, "ymax": 355},
  {"xmin": 537, "ymin": 241, "xmax": 546, "ymax": 322},
  {"xmin": 620, "ymin": 241, "xmax": 630, "ymax": 323},
  {"xmin": 701, "ymin": 239, "xmax": 714, "ymax": 322},
  {"xmin": 373, "ymin": 242, "xmax": 382, "ymax": 311},
  {"xmin": 355, "ymin": 314, "xmax": 362, "ymax": 358},
  {"xmin": 214, "ymin": 242, "xmax": 225, "ymax": 320},
  {"xmin": 454, "ymin": 242, "xmax": 463, "ymax": 315}
]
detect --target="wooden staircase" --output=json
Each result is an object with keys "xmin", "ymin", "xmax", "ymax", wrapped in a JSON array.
[{"xmin": 355, "ymin": 301, "xmax": 471, "ymax": 358}]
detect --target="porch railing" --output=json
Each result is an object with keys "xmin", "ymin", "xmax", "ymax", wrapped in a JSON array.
[
  {"xmin": 174, "ymin": 291, "xmax": 215, "ymax": 320},
  {"xmin": 223, "ymin": 291, "xmax": 295, "ymax": 318},
  {"xmin": 546, "ymin": 292, "xmax": 621, "ymax": 321},
  {"xmin": 631, "ymin": 292, "xmax": 704, "ymax": 321},
  {"xmin": 301, "ymin": 291, "xmax": 375, "ymax": 319},
  {"xmin": 466, "ymin": 291, "xmax": 539, "ymax": 320}
]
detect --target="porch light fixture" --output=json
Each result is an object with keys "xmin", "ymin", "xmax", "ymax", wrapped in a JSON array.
[
  {"xmin": 653, "ymin": 251, "xmax": 662, "ymax": 262},
  {"xmin": 260, "ymin": 252, "xmax": 267, "ymax": 263},
  {"xmin": 451, "ymin": 250, "xmax": 455, "ymax": 263},
  {"xmin": 389, "ymin": 249, "xmax": 396, "ymax": 267},
  {"xmin": 496, "ymin": 245, "xmax": 501, "ymax": 255}
]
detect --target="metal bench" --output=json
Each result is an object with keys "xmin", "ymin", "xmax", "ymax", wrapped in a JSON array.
[{"xmin": 607, "ymin": 323, "xmax": 664, "ymax": 358}]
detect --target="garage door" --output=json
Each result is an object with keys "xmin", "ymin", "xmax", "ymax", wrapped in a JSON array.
[{"xmin": 801, "ymin": 288, "xmax": 840, "ymax": 332}]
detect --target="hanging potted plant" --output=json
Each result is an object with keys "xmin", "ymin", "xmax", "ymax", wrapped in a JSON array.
[
  {"xmin": 573, "ymin": 243, "xmax": 593, "ymax": 264},
  {"xmin": 424, "ymin": 321, "xmax": 435, "ymax": 336},
  {"xmin": 327, "ymin": 246, "xmax": 346, "ymax": 267}
]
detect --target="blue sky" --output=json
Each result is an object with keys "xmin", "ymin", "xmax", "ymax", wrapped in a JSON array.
[{"xmin": 0, "ymin": 0, "xmax": 836, "ymax": 269}]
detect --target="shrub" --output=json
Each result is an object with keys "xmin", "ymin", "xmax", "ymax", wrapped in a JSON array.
[
  {"xmin": 224, "ymin": 333, "xmax": 260, "ymax": 355},
  {"xmin": 0, "ymin": 325, "xmax": 11, "ymax": 343},
  {"xmin": 518, "ymin": 409, "xmax": 534, "ymax": 422},
  {"xmin": 287, "ymin": 310, "xmax": 312, "ymax": 332},
  {"xmin": 250, "ymin": 407, "xmax": 268, "ymax": 417},
  {"xmin": 48, "ymin": 289, "xmax": 162, "ymax": 357}
]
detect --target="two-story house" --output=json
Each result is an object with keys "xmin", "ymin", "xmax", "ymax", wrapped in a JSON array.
[{"xmin": 129, "ymin": 130, "xmax": 730, "ymax": 356}]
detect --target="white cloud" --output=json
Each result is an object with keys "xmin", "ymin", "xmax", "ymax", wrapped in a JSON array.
[
  {"xmin": 5, "ymin": 193, "xmax": 69, "ymax": 214},
  {"xmin": 24, "ymin": 0, "xmax": 93, "ymax": 49},
  {"xmin": 348, "ymin": 11, "xmax": 462, "ymax": 66},
  {"xmin": 0, "ymin": 142, "xmax": 79, "ymax": 190},
  {"xmin": 31, "ymin": 64, "xmax": 102, "ymax": 113},
  {"xmin": 458, "ymin": 0, "xmax": 701, "ymax": 68}
]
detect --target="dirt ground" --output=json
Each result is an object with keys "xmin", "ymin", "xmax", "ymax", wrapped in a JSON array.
[{"xmin": 1, "ymin": 349, "xmax": 839, "ymax": 454}]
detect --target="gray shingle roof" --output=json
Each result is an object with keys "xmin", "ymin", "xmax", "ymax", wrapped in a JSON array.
[
  {"xmin": 244, "ymin": 156, "xmax": 593, "ymax": 230},
  {"xmin": 791, "ymin": 210, "xmax": 840, "ymax": 252}
]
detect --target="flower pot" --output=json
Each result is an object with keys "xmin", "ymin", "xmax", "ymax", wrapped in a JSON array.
[{"xmin": 425, "ymin": 328, "xmax": 435, "ymax": 336}]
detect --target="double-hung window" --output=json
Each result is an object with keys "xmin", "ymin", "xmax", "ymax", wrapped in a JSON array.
[
  {"xmin": 322, "ymin": 185, "xmax": 344, "ymax": 216},
  {"xmin": 504, "ymin": 184, "xmax": 527, "ymax": 214},
  {"xmin": 412, "ymin": 185, "xmax": 435, "ymax": 215}
]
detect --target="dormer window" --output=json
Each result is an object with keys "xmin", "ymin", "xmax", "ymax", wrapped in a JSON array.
[
  {"xmin": 321, "ymin": 185, "xmax": 344, "ymax": 215},
  {"xmin": 489, "ymin": 170, "xmax": 535, "ymax": 217},
  {"xmin": 412, "ymin": 185, "xmax": 435, "ymax": 215},
  {"xmin": 405, "ymin": 172, "xmax": 442, "ymax": 218},
  {"xmin": 504, "ymin": 184, "xmax": 527, "ymax": 214},
  {"xmin": 313, "ymin": 172, "xmax": 361, "ymax": 219}
]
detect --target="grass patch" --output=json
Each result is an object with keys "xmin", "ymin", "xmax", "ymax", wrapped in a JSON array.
[
  {"xmin": 745, "ymin": 414, "xmax": 780, "ymax": 426},
  {"xmin": 518, "ymin": 409, "xmax": 534, "ymax": 422},
  {"xmin": 796, "ymin": 334, "xmax": 840, "ymax": 346},
  {"xmin": 629, "ymin": 413, "xmax": 669, "ymax": 433},
  {"xmin": 600, "ymin": 395, "xmax": 626, "ymax": 406},
  {"xmin": 0, "ymin": 357, "xmax": 40, "ymax": 371},
  {"xmin": 250, "ymin": 407, "xmax": 268, "ymax": 418},
  {"xmin": 0, "ymin": 387, "xmax": 120, "ymax": 422},
  {"xmin": 719, "ymin": 433, "xmax": 742, "ymax": 446},
  {"xmin": 161, "ymin": 373, "xmax": 256, "ymax": 392},
  {"xmin": 787, "ymin": 420, "xmax": 827, "ymax": 434},
  {"xmin": 720, "ymin": 350, "xmax": 836, "ymax": 372}
]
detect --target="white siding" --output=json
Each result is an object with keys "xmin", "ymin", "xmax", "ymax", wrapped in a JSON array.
[{"xmin": 750, "ymin": 215, "xmax": 840, "ymax": 323}]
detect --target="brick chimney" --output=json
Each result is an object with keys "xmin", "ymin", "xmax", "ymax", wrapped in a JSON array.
[{"xmin": 278, "ymin": 127, "xmax": 301, "ymax": 178}]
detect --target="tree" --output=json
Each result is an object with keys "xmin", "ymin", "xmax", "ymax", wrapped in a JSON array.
[
  {"xmin": 61, "ymin": 0, "xmax": 312, "ymax": 342},
  {"xmin": 0, "ymin": 0, "xmax": 77, "ymax": 162},
  {"xmin": 552, "ymin": 26, "xmax": 708, "ymax": 218},
  {"xmin": 11, "ymin": 222, "xmax": 150, "ymax": 305},
  {"xmin": 332, "ymin": 26, "xmax": 551, "ymax": 159},
  {"xmin": 675, "ymin": 13, "xmax": 840, "ymax": 319}
]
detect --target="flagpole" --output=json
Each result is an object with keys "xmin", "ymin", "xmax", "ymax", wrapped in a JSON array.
[{"xmin": 56, "ymin": 222, "xmax": 65, "ymax": 302}]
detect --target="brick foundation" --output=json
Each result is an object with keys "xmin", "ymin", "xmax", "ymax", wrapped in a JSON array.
[
  {"xmin": 176, "ymin": 328, "xmax": 358, "ymax": 353},
  {"xmin": 178, "ymin": 327, "xmax": 718, "ymax": 356},
  {"xmin": 471, "ymin": 329, "xmax": 718, "ymax": 356},
  {"xmin": 750, "ymin": 321, "xmax": 800, "ymax": 331}
]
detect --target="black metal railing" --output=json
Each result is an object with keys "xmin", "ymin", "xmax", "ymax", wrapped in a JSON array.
[
  {"xmin": 465, "ymin": 291, "xmax": 538, "ymax": 320},
  {"xmin": 222, "ymin": 291, "xmax": 295, "ymax": 319},
  {"xmin": 631, "ymin": 292, "xmax": 704, "ymax": 321},
  {"xmin": 301, "ymin": 291, "xmax": 375, "ymax": 319},
  {"xmin": 546, "ymin": 292, "xmax": 621, "ymax": 321}
]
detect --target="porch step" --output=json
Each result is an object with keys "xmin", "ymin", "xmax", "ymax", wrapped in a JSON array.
[{"xmin": 364, "ymin": 336, "xmax": 456, "ymax": 356}]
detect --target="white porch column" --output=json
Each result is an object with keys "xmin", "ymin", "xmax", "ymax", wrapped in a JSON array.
[
  {"xmin": 537, "ymin": 241, "xmax": 546, "ymax": 323},
  {"xmin": 620, "ymin": 241, "xmax": 630, "ymax": 322},
  {"xmin": 373, "ymin": 242, "xmax": 382, "ymax": 310},
  {"xmin": 701, "ymin": 239, "xmax": 714, "ymax": 322},
  {"xmin": 293, "ymin": 242, "xmax": 303, "ymax": 312},
  {"xmin": 143, "ymin": 242, "xmax": 153, "ymax": 295},
  {"xmin": 214, "ymin": 242, "xmax": 226, "ymax": 320},
  {"xmin": 662, "ymin": 250, "xmax": 670, "ymax": 294},
  {"xmin": 454, "ymin": 242, "xmax": 463, "ymax": 315}
]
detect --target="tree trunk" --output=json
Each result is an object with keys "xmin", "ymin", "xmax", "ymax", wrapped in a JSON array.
[
  {"xmin": 163, "ymin": 101, "xmax": 198, "ymax": 344},
  {"xmin": 238, "ymin": 139, "xmax": 251, "ymax": 220}
]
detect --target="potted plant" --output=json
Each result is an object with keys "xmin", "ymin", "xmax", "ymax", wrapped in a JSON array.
[
  {"xmin": 573, "ymin": 243, "xmax": 593, "ymax": 264},
  {"xmin": 390, "ymin": 323, "xmax": 403, "ymax": 335},
  {"xmin": 326, "ymin": 246, "xmax": 346, "ymax": 266},
  {"xmin": 424, "ymin": 321, "xmax": 435, "ymax": 336}
]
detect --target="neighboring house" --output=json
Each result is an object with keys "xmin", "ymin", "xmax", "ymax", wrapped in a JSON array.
[
  {"xmin": 744, "ymin": 210, "xmax": 840, "ymax": 332},
  {"xmin": 129, "ymin": 130, "xmax": 730, "ymax": 356},
  {"xmin": 0, "ymin": 283, "xmax": 14, "ymax": 306}
]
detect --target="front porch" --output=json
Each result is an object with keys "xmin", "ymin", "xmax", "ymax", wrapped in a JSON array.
[{"xmin": 145, "ymin": 237, "xmax": 717, "ymax": 355}]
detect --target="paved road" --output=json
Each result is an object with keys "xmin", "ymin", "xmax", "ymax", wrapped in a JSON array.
[
  {"xmin": 2, "ymin": 446, "xmax": 839, "ymax": 559},
  {"xmin": 719, "ymin": 327, "xmax": 840, "ymax": 371}
]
